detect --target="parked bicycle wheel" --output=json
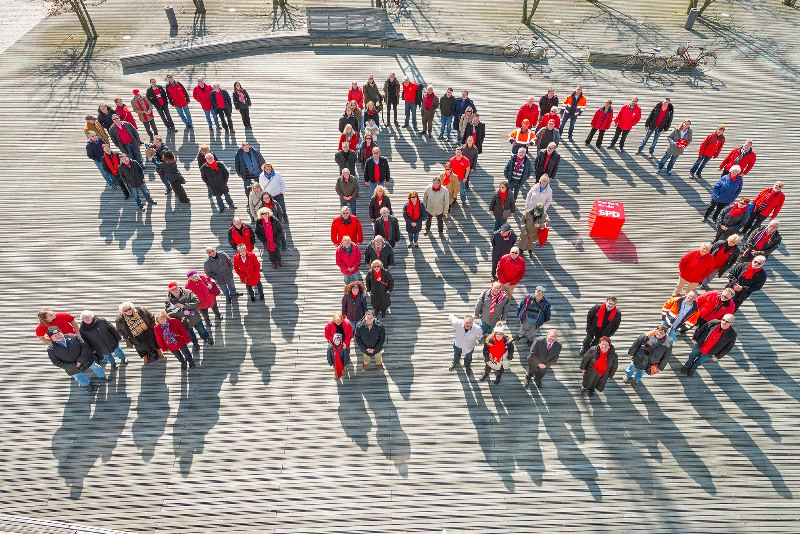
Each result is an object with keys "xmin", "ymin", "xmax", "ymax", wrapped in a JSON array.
[
  {"xmin": 696, "ymin": 53, "xmax": 716, "ymax": 72},
  {"xmin": 646, "ymin": 56, "xmax": 667, "ymax": 73},
  {"xmin": 621, "ymin": 54, "xmax": 639, "ymax": 71},
  {"xmin": 504, "ymin": 44, "xmax": 522, "ymax": 58},
  {"xmin": 665, "ymin": 55, "xmax": 685, "ymax": 72},
  {"xmin": 528, "ymin": 45, "xmax": 547, "ymax": 61}
]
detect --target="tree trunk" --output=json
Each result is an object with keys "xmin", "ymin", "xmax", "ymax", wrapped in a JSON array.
[
  {"xmin": 71, "ymin": 0, "xmax": 96, "ymax": 39},
  {"xmin": 525, "ymin": 0, "xmax": 541, "ymax": 24},
  {"xmin": 522, "ymin": 0, "xmax": 528, "ymax": 23},
  {"xmin": 194, "ymin": 0, "xmax": 206, "ymax": 13},
  {"xmin": 686, "ymin": 0, "xmax": 698, "ymax": 15},
  {"xmin": 697, "ymin": 0, "xmax": 717, "ymax": 15}
]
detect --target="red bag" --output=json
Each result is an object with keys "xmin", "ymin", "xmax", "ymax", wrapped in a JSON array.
[
  {"xmin": 201, "ymin": 273, "xmax": 221, "ymax": 296},
  {"xmin": 538, "ymin": 224, "xmax": 549, "ymax": 248},
  {"xmin": 675, "ymin": 139, "xmax": 689, "ymax": 149}
]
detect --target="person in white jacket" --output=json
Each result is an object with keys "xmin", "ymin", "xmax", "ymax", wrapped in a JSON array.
[
  {"xmin": 525, "ymin": 174, "xmax": 553, "ymax": 212},
  {"xmin": 258, "ymin": 163, "xmax": 288, "ymax": 222},
  {"xmin": 448, "ymin": 314, "xmax": 484, "ymax": 376}
]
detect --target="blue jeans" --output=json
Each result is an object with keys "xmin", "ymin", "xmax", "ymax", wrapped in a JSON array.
[
  {"xmin": 460, "ymin": 181, "xmax": 467, "ymax": 202},
  {"xmin": 691, "ymin": 156, "xmax": 712, "ymax": 175},
  {"xmin": 274, "ymin": 193, "xmax": 288, "ymax": 221},
  {"xmin": 122, "ymin": 143, "xmax": 143, "ymax": 166},
  {"xmin": 494, "ymin": 218, "xmax": 507, "ymax": 232},
  {"xmin": 509, "ymin": 180, "xmax": 523, "ymax": 201},
  {"xmin": 624, "ymin": 361, "xmax": 645, "ymax": 381},
  {"xmin": 478, "ymin": 320, "xmax": 493, "ymax": 337},
  {"xmin": 661, "ymin": 321, "xmax": 680, "ymax": 345},
  {"xmin": 94, "ymin": 160, "xmax": 115, "ymax": 186},
  {"xmin": 102, "ymin": 346, "xmax": 126, "ymax": 365},
  {"xmin": 343, "ymin": 272, "xmax": 360, "ymax": 284},
  {"xmin": 175, "ymin": 105, "xmax": 192, "ymax": 126},
  {"xmin": 204, "ymin": 109, "xmax": 220, "ymax": 128},
  {"xmin": 440, "ymin": 115, "xmax": 453, "ymax": 137},
  {"xmin": 404, "ymin": 101, "xmax": 417, "ymax": 128},
  {"xmin": 408, "ymin": 231, "xmax": 419, "ymax": 243},
  {"xmin": 368, "ymin": 181, "xmax": 379, "ymax": 197},
  {"xmin": 246, "ymin": 280, "xmax": 264, "ymax": 299},
  {"xmin": 638, "ymin": 128, "xmax": 662, "ymax": 154},
  {"xmin": 559, "ymin": 113, "xmax": 578, "ymax": 138},
  {"xmin": 453, "ymin": 344, "xmax": 475, "ymax": 368},
  {"xmin": 685, "ymin": 346, "xmax": 712, "ymax": 371},
  {"xmin": 215, "ymin": 192, "xmax": 235, "ymax": 211},
  {"xmin": 658, "ymin": 151, "xmax": 680, "ymax": 173},
  {"xmin": 340, "ymin": 200, "xmax": 357, "ymax": 216},
  {"xmin": 186, "ymin": 320, "xmax": 211, "ymax": 345},
  {"xmin": 72, "ymin": 362, "xmax": 106, "ymax": 386},
  {"xmin": 130, "ymin": 183, "xmax": 153, "ymax": 207},
  {"xmin": 216, "ymin": 277, "xmax": 237, "ymax": 298}
]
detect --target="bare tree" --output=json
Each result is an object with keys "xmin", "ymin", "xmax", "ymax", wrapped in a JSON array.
[
  {"xmin": 43, "ymin": 0, "xmax": 97, "ymax": 39},
  {"xmin": 686, "ymin": 0, "xmax": 719, "ymax": 15},
  {"xmin": 521, "ymin": 0, "xmax": 542, "ymax": 24}
]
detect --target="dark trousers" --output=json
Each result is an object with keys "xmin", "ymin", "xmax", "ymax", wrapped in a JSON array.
[
  {"xmin": 386, "ymin": 100, "xmax": 398, "ymax": 123},
  {"xmin": 453, "ymin": 344, "xmax": 474, "ymax": 368},
  {"xmin": 113, "ymin": 175, "xmax": 130, "ymax": 198},
  {"xmin": 170, "ymin": 180, "xmax": 190, "ymax": 204},
  {"xmin": 425, "ymin": 212, "xmax": 443, "ymax": 233},
  {"xmin": 238, "ymin": 107, "xmax": 251, "ymax": 128},
  {"xmin": 143, "ymin": 119, "xmax": 158, "ymax": 139},
  {"xmin": 199, "ymin": 304, "xmax": 220, "ymax": 323},
  {"xmin": 483, "ymin": 364, "xmax": 504, "ymax": 379},
  {"xmin": 608, "ymin": 126, "xmax": 630, "ymax": 149},
  {"xmin": 491, "ymin": 256, "xmax": 501, "ymax": 280},
  {"xmin": 526, "ymin": 366, "xmax": 548, "ymax": 380},
  {"xmin": 582, "ymin": 331, "xmax": 602, "ymax": 353},
  {"xmin": 246, "ymin": 281, "xmax": 264, "ymax": 299},
  {"xmin": 704, "ymin": 200, "xmax": 728, "ymax": 221},
  {"xmin": 156, "ymin": 106, "xmax": 175, "ymax": 130},
  {"xmin": 742, "ymin": 212, "xmax": 767, "ymax": 234},
  {"xmin": 217, "ymin": 109, "xmax": 233, "ymax": 131},
  {"xmin": 266, "ymin": 247, "xmax": 281, "ymax": 266},
  {"xmin": 172, "ymin": 345, "xmax": 192, "ymax": 363},
  {"xmin": 585, "ymin": 128, "xmax": 606, "ymax": 146}
]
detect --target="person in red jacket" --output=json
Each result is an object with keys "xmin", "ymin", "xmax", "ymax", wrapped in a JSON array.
[
  {"xmin": 719, "ymin": 140, "xmax": 756, "ymax": 176},
  {"xmin": 331, "ymin": 206, "xmax": 364, "ymax": 246},
  {"xmin": 401, "ymin": 76, "xmax": 419, "ymax": 130},
  {"xmin": 497, "ymin": 247, "xmax": 526, "ymax": 300},
  {"xmin": 228, "ymin": 218, "xmax": 255, "ymax": 253},
  {"xmin": 585, "ymin": 99, "xmax": 613, "ymax": 147},
  {"xmin": 336, "ymin": 235, "xmax": 362, "ymax": 284},
  {"xmin": 185, "ymin": 270, "xmax": 222, "ymax": 326},
  {"xmin": 166, "ymin": 74, "xmax": 193, "ymax": 127},
  {"xmin": 154, "ymin": 311, "xmax": 195, "ymax": 369},
  {"xmin": 674, "ymin": 243, "xmax": 715, "ymax": 297},
  {"xmin": 607, "ymin": 97, "xmax": 641, "ymax": 151},
  {"xmin": 690, "ymin": 125, "xmax": 725, "ymax": 179},
  {"xmin": 233, "ymin": 244, "xmax": 263, "ymax": 302},
  {"xmin": 113, "ymin": 97, "xmax": 138, "ymax": 129},
  {"xmin": 741, "ymin": 181, "xmax": 785, "ymax": 235},
  {"xmin": 516, "ymin": 96, "xmax": 539, "ymax": 128},
  {"xmin": 325, "ymin": 312, "xmax": 355, "ymax": 348},
  {"xmin": 347, "ymin": 81, "xmax": 364, "ymax": 110},
  {"xmin": 694, "ymin": 288, "xmax": 736, "ymax": 329},
  {"xmin": 538, "ymin": 106, "xmax": 560, "ymax": 131},
  {"xmin": 193, "ymin": 77, "xmax": 219, "ymax": 130}
]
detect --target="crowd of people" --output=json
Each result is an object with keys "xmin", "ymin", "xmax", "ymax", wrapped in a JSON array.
[{"xmin": 59, "ymin": 72, "xmax": 786, "ymax": 396}]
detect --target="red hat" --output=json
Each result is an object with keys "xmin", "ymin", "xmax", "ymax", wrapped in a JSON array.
[
  {"xmin": 133, "ymin": 89, "xmax": 140, "ymax": 94},
  {"xmin": 521, "ymin": 119, "xmax": 531, "ymax": 126},
  {"xmin": 168, "ymin": 281, "xmax": 178, "ymax": 289}
]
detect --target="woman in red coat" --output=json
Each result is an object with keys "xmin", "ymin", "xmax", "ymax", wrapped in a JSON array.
[
  {"xmin": 585, "ymin": 99, "xmax": 613, "ymax": 147},
  {"xmin": 154, "ymin": 311, "xmax": 195, "ymax": 369},
  {"xmin": 339, "ymin": 124, "xmax": 359, "ymax": 151},
  {"xmin": 113, "ymin": 97, "xmax": 138, "ymax": 129},
  {"xmin": 719, "ymin": 140, "xmax": 756, "ymax": 176},
  {"xmin": 607, "ymin": 97, "xmax": 641, "ymax": 150},
  {"xmin": 674, "ymin": 243, "xmax": 715, "ymax": 296},
  {"xmin": 690, "ymin": 125, "xmax": 725, "ymax": 179},
  {"xmin": 185, "ymin": 270, "xmax": 221, "ymax": 325},
  {"xmin": 233, "ymin": 244, "xmax": 264, "ymax": 302},
  {"xmin": 324, "ymin": 312, "xmax": 354, "ymax": 348}
]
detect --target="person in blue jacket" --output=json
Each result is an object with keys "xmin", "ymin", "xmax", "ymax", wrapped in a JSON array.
[
  {"xmin": 210, "ymin": 83, "xmax": 234, "ymax": 133},
  {"xmin": 453, "ymin": 90, "xmax": 476, "ymax": 143},
  {"xmin": 703, "ymin": 165, "xmax": 743, "ymax": 222},
  {"xmin": 514, "ymin": 286, "xmax": 552, "ymax": 346}
]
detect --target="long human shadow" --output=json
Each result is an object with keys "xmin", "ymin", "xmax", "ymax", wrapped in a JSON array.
[
  {"xmin": 130, "ymin": 204, "xmax": 155, "ymax": 265},
  {"xmin": 633, "ymin": 385, "xmax": 717, "ymax": 494},
  {"xmin": 161, "ymin": 194, "xmax": 192, "ymax": 254},
  {"xmin": 337, "ymin": 376, "xmax": 371, "ymax": 451},
  {"xmin": 383, "ymin": 253, "xmax": 417, "ymax": 400},
  {"xmin": 548, "ymin": 175, "xmax": 581, "ymax": 216},
  {"xmin": 430, "ymin": 233, "xmax": 474, "ymax": 302},
  {"xmin": 678, "ymin": 370, "xmax": 792, "ymax": 498},
  {"xmin": 531, "ymin": 377, "xmax": 601, "ymax": 499},
  {"xmin": 360, "ymin": 370, "xmax": 410, "ymax": 477},
  {"xmin": 412, "ymin": 247, "xmax": 446, "ymax": 309},
  {"xmin": 243, "ymin": 302, "xmax": 276, "ymax": 387},
  {"xmin": 132, "ymin": 357, "xmax": 169, "ymax": 462},
  {"xmin": 261, "ymin": 246, "xmax": 300, "ymax": 342},
  {"xmin": 529, "ymin": 251, "xmax": 580, "ymax": 299},
  {"xmin": 177, "ymin": 128, "xmax": 199, "ymax": 172},
  {"xmin": 750, "ymin": 291, "xmax": 800, "ymax": 346},
  {"xmin": 52, "ymin": 367, "xmax": 131, "ymax": 499},
  {"xmin": 546, "ymin": 209, "xmax": 585, "ymax": 252},
  {"xmin": 97, "ymin": 187, "xmax": 134, "ymax": 249}
]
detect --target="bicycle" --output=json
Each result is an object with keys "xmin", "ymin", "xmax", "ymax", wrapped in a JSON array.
[
  {"xmin": 666, "ymin": 42, "xmax": 717, "ymax": 72},
  {"xmin": 504, "ymin": 28, "xmax": 550, "ymax": 62},
  {"xmin": 621, "ymin": 45, "xmax": 667, "ymax": 73}
]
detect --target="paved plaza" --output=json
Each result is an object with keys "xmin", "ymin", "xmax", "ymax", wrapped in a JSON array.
[{"xmin": 0, "ymin": 0, "xmax": 798, "ymax": 532}]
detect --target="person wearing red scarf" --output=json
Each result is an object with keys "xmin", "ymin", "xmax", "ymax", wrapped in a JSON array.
[
  {"xmin": 701, "ymin": 235, "xmax": 742, "ymax": 290},
  {"xmin": 373, "ymin": 207, "xmax": 400, "ymax": 247},
  {"xmin": 255, "ymin": 208, "xmax": 283, "ymax": 269},
  {"xmin": 581, "ymin": 298, "xmax": 621, "ymax": 355},
  {"xmin": 327, "ymin": 333, "xmax": 350, "ymax": 380},
  {"xmin": 489, "ymin": 181, "xmax": 516, "ymax": 231},
  {"xmin": 479, "ymin": 325, "xmax": 515, "ymax": 384},
  {"xmin": 420, "ymin": 86, "xmax": 439, "ymax": 137},
  {"xmin": 581, "ymin": 336, "xmax": 617, "ymax": 396},
  {"xmin": 740, "ymin": 220, "xmax": 782, "ymax": 263},
  {"xmin": 725, "ymin": 256, "xmax": 767, "ymax": 308},
  {"xmin": 403, "ymin": 191, "xmax": 427, "ymax": 248},
  {"xmin": 713, "ymin": 197, "xmax": 750, "ymax": 242},
  {"xmin": 682, "ymin": 314, "xmax": 737, "ymax": 376},
  {"xmin": 200, "ymin": 152, "xmax": 236, "ymax": 213},
  {"xmin": 366, "ymin": 260, "xmax": 394, "ymax": 317},
  {"xmin": 742, "ymin": 181, "xmax": 784, "ymax": 234},
  {"xmin": 694, "ymin": 288, "xmax": 737, "ymax": 329},
  {"xmin": 423, "ymin": 176, "xmax": 450, "ymax": 235},
  {"xmin": 368, "ymin": 185, "xmax": 393, "ymax": 223}
]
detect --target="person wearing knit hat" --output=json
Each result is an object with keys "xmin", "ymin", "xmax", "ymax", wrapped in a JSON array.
[
  {"xmin": 165, "ymin": 281, "xmax": 214, "ymax": 348},
  {"xmin": 327, "ymin": 332, "xmax": 351, "ymax": 380},
  {"xmin": 518, "ymin": 202, "xmax": 550, "ymax": 257},
  {"xmin": 479, "ymin": 323, "xmax": 515, "ymax": 385},
  {"xmin": 186, "ymin": 269, "xmax": 222, "ymax": 326},
  {"xmin": 131, "ymin": 88, "xmax": 158, "ymax": 141},
  {"xmin": 46, "ymin": 325, "xmax": 112, "ymax": 392}
]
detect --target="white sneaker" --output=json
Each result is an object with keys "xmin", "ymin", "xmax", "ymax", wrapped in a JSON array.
[{"xmin": 464, "ymin": 200, "xmax": 470, "ymax": 206}]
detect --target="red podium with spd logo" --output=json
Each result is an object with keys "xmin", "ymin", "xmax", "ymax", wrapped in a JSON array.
[{"xmin": 588, "ymin": 200, "xmax": 625, "ymax": 239}]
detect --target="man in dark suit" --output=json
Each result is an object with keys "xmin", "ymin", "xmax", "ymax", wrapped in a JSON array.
[
  {"xmin": 534, "ymin": 142, "xmax": 560, "ymax": 183},
  {"xmin": 463, "ymin": 112, "xmax": 486, "ymax": 153},
  {"xmin": 525, "ymin": 329, "xmax": 562, "ymax": 388}
]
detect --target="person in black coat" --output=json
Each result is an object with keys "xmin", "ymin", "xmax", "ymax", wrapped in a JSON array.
[
  {"xmin": 364, "ymin": 235, "xmax": 395, "ymax": 268},
  {"xmin": 539, "ymin": 89, "xmax": 559, "ymax": 123},
  {"xmin": 637, "ymin": 98, "xmax": 674, "ymax": 156},
  {"xmin": 147, "ymin": 78, "xmax": 177, "ymax": 132},
  {"xmin": 234, "ymin": 143, "xmax": 266, "ymax": 196},
  {"xmin": 154, "ymin": 150, "xmax": 190, "ymax": 206},
  {"xmin": 254, "ymin": 207, "xmax": 284, "ymax": 268},
  {"xmin": 681, "ymin": 315, "xmax": 737, "ymax": 376},
  {"xmin": 503, "ymin": 148, "xmax": 533, "ymax": 201},
  {"xmin": 701, "ymin": 236, "xmax": 741, "ymax": 289},
  {"xmin": 402, "ymin": 192, "xmax": 427, "ymax": 248},
  {"xmin": 79, "ymin": 311, "xmax": 128, "ymax": 368},
  {"xmin": 339, "ymin": 107, "xmax": 359, "ymax": 133},
  {"xmin": 200, "ymin": 153, "xmax": 236, "ymax": 213},
  {"xmin": 118, "ymin": 154, "xmax": 156, "ymax": 210},
  {"xmin": 368, "ymin": 186, "xmax": 393, "ymax": 222},
  {"xmin": 232, "ymin": 81, "xmax": 252, "ymax": 129},
  {"xmin": 354, "ymin": 310, "xmax": 386, "ymax": 370},
  {"xmin": 101, "ymin": 144, "xmax": 130, "ymax": 198},
  {"xmin": 534, "ymin": 144, "xmax": 560, "ymax": 183},
  {"xmin": 580, "ymin": 337, "xmax": 617, "ymax": 396},
  {"xmin": 342, "ymin": 280, "xmax": 369, "ymax": 323},
  {"xmin": 714, "ymin": 198, "xmax": 750, "ymax": 242},
  {"xmin": 335, "ymin": 145, "xmax": 357, "ymax": 176},
  {"xmin": 363, "ymin": 147, "xmax": 391, "ymax": 197},
  {"xmin": 373, "ymin": 207, "xmax": 400, "ymax": 247},
  {"xmin": 581, "ymin": 298, "xmax": 621, "ymax": 354},
  {"xmin": 490, "ymin": 224, "xmax": 517, "ymax": 281},
  {"xmin": 725, "ymin": 256, "xmax": 767, "ymax": 308},
  {"xmin": 47, "ymin": 327, "xmax": 111, "ymax": 392},
  {"xmin": 462, "ymin": 113, "xmax": 486, "ymax": 154},
  {"xmin": 622, "ymin": 326, "xmax": 672, "ymax": 387},
  {"xmin": 96, "ymin": 103, "xmax": 116, "ymax": 130},
  {"xmin": 365, "ymin": 260, "xmax": 394, "ymax": 317}
]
